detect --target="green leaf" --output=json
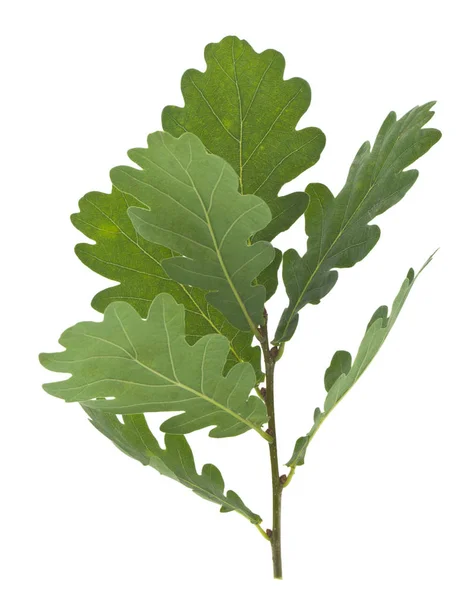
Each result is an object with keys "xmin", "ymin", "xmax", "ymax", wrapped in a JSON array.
[
  {"xmin": 40, "ymin": 293, "xmax": 269, "ymax": 439},
  {"xmin": 162, "ymin": 35, "xmax": 325, "ymax": 242},
  {"xmin": 286, "ymin": 254, "xmax": 435, "ymax": 468},
  {"xmin": 111, "ymin": 131, "xmax": 274, "ymax": 335},
  {"xmin": 286, "ymin": 408, "xmax": 323, "ymax": 468},
  {"xmin": 84, "ymin": 407, "xmax": 261, "ymax": 523},
  {"xmin": 274, "ymin": 103, "xmax": 441, "ymax": 343},
  {"xmin": 324, "ymin": 351, "xmax": 352, "ymax": 392},
  {"xmin": 257, "ymin": 248, "xmax": 282, "ymax": 301},
  {"xmin": 71, "ymin": 186, "xmax": 263, "ymax": 382}
]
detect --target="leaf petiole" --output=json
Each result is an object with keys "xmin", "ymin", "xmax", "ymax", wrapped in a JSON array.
[
  {"xmin": 255, "ymin": 523, "xmax": 271, "ymax": 542},
  {"xmin": 282, "ymin": 466, "xmax": 296, "ymax": 489},
  {"xmin": 259, "ymin": 428, "xmax": 274, "ymax": 443}
]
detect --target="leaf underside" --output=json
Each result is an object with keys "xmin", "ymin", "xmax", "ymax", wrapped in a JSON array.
[
  {"xmin": 162, "ymin": 35, "xmax": 326, "ymax": 244},
  {"xmin": 286, "ymin": 254, "xmax": 434, "ymax": 468},
  {"xmin": 72, "ymin": 186, "xmax": 263, "ymax": 382},
  {"xmin": 84, "ymin": 407, "xmax": 261, "ymax": 523},
  {"xmin": 274, "ymin": 102, "xmax": 441, "ymax": 343},
  {"xmin": 40, "ymin": 293, "xmax": 267, "ymax": 438},
  {"xmin": 112, "ymin": 131, "xmax": 275, "ymax": 333}
]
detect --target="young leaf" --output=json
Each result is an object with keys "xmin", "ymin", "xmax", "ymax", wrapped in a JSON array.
[
  {"xmin": 111, "ymin": 131, "xmax": 274, "ymax": 335},
  {"xmin": 84, "ymin": 407, "xmax": 261, "ymax": 523},
  {"xmin": 274, "ymin": 103, "xmax": 441, "ymax": 343},
  {"xmin": 162, "ymin": 35, "xmax": 325, "ymax": 242},
  {"xmin": 286, "ymin": 254, "xmax": 434, "ymax": 469},
  {"xmin": 40, "ymin": 293, "xmax": 269, "ymax": 440},
  {"xmin": 71, "ymin": 186, "xmax": 263, "ymax": 381}
]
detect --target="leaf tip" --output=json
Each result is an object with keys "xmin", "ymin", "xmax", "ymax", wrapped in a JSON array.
[
  {"xmin": 38, "ymin": 352, "xmax": 49, "ymax": 368},
  {"xmin": 423, "ymin": 100, "xmax": 438, "ymax": 111}
]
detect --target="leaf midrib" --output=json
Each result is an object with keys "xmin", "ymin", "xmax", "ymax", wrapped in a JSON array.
[{"xmin": 231, "ymin": 37, "xmax": 244, "ymax": 194}]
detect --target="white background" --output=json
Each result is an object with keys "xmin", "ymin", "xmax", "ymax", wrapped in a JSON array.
[{"xmin": 1, "ymin": 0, "xmax": 475, "ymax": 597}]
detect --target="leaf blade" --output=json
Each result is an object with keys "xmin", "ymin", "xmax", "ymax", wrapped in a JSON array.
[
  {"xmin": 162, "ymin": 35, "xmax": 325, "ymax": 240},
  {"xmin": 286, "ymin": 254, "xmax": 435, "ymax": 468},
  {"xmin": 84, "ymin": 408, "xmax": 261, "ymax": 523},
  {"xmin": 274, "ymin": 103, "xmax": 441, "ymax": 343},
  {"xmin": 111, "ymin": 132, "xmax": 274, "ymax": 333},
  {"xmin": 40, "ymin": 293, "xmax": 268, "ymax": 439}
]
